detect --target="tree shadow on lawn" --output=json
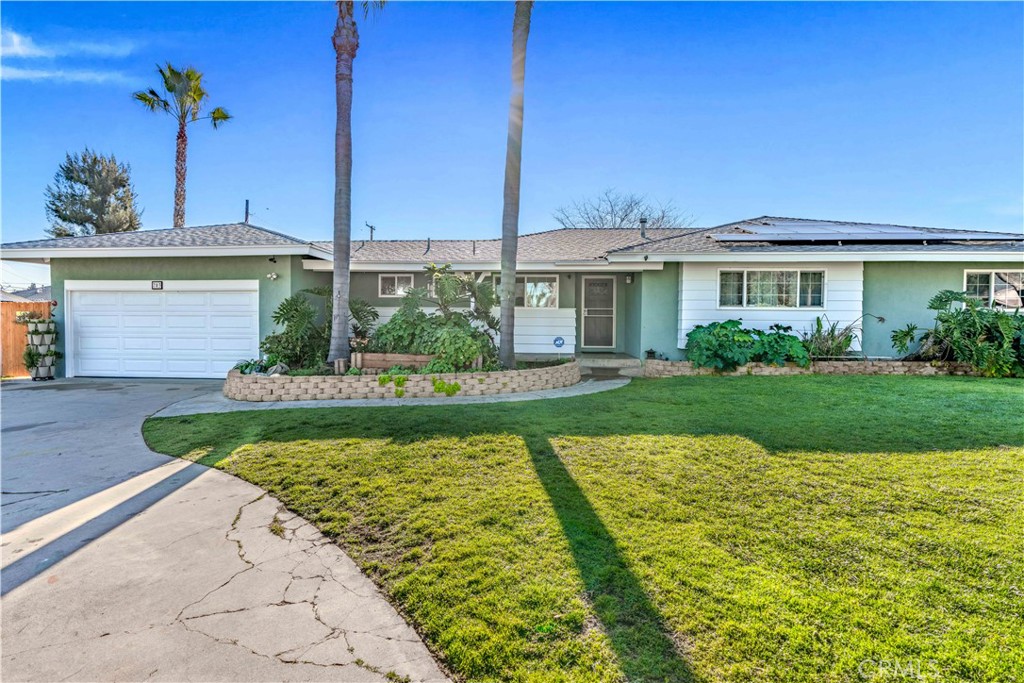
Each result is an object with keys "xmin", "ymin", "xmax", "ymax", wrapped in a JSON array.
[
  {"xmin": 145, "ymin": 375, "xmax": 1024, "ymax": 681},
  {"xmin": 522, "ymin": 431, "xmax": 697, "ymax": 682}
]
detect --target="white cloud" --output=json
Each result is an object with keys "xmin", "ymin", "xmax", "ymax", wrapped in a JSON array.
[
  {"xmin": 1, "ymin": 27, "xmax": 48, "ymax": 57},
  {"xmin": 1, "ymin": 65, "xmax": 137, "ymax": 85},
  {"xmin": 1, "ymin": 27, "xmax": 137, "ymax": 59}
]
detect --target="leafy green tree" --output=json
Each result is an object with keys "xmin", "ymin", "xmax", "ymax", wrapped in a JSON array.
[
  {"xmin": 44, "ymin": 148, "xmax": 142, "ymax": 238},
  {"xmin": 133, "ymin": 64, "xmax": 231, "ymax": 227},
  {"xmin": 327, "ymin": 0, "xmax": 386, "ymax": 366}
]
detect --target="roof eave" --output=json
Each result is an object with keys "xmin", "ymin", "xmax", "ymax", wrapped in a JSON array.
[
  {"xmin": 1, "ymin": 244, "xmax": 322, "ymax": 262},
  {"xmin": 608, "ymin": 250, "xmax": 1024, "ymax": 263}
]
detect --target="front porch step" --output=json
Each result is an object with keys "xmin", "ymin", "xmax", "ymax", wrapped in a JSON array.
[{"xmin": 578, "ymin": 355, "xmax": 643, "ymax": 378}]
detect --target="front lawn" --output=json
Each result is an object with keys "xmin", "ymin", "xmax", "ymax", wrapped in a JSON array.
[{"xmin": 144, "ymin": 376, "xmax": 1024, "ymax": 682}]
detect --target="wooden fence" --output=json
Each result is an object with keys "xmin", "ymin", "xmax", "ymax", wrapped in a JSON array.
[{"xmin": 2, "ymin": 302, "xmax": 52, "ymax": 377}]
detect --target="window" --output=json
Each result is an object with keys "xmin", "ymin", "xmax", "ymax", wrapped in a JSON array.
[
  {"xmin": 964, "ymin": 271, "xmax": 1023, "ymax": 309},
  {"xmin": 493, "ymin": 275, "xmax": 558, "ymax": 308},
  {"xmin": 379, "ymin": 274, "xmax": 414, "ymax": 298},
  {"xmin": 718, "ymin": 270, "xmax": 825, "ymax": 308}
]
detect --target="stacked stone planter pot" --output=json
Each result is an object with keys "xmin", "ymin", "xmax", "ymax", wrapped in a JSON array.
[{"xmin": 24, "ymin": 318, "xmax": 57, "ymax": 381}]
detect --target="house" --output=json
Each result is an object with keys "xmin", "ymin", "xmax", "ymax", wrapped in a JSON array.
[
  {"xmin": 10, "ymin": 284, "xmax": 53, "ymax": 302},
  {"xmin": 1, "ymin": 217, "xmax": 1020, "ymax": 379}
]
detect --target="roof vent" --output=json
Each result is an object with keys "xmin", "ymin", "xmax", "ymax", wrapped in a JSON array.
[
  {"xmin": 424, "ymin": 237, "xmax": 431, "ymax": 255},
  {"xmin": 639, "ymin": 216, "xmax": 648, "ymax": 240}
]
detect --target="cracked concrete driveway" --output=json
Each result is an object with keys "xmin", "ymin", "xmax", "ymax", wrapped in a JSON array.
[{"xmin": 1, "ymin": 379, "xmax": 447, "ymax": 682}]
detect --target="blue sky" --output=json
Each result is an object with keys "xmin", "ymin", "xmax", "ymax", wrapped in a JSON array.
[{"xmin": 2, "ymin": 1, "xmax": 1022, "ymax": 285}]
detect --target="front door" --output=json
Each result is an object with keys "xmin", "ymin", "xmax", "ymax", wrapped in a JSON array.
[{"xmin": 582, "ymin": 276, "xmax": 616, "ymax": 349}]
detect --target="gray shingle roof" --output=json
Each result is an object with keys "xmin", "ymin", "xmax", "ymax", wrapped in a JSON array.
[
  {"xmin": 10, "ymin": 285, "xmax": 52, "ymax": 301},
  {"xmin": 610, "ymin": 217, "xmax": 1024, "ymax": 255},
  {"xmin": 335, "ymin": 228, "xmax": 694, "ymax": 264},
  {"xmin": 1, "ymin": 291, "xmax": 33, "ymax": 302},
  {"xmin": 1, "ymin": 223, "xmax": 311, "ymax": 250}
]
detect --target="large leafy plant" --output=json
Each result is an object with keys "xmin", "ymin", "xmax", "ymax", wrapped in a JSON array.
[
  {"xmin": 891, "ymin": 290, "xmax": 1024, "ymax": 378},
  {"xmin": 753, "ymin": 325, "xmax": 810, "ymax": 368},
  {"xmin": 686, "ymin": 320, "xmax": 810, "ymax": 371},
  {"xmin": 685, "ymin": 320, "xmax": 756, "ymax": 371},
  {"xmin": 259, "ymin": 289, "xmax": 377, "ymax": 369},
  {"xmin": 368, "ymin": 264, "xmax": 500, "ymax": 370}
]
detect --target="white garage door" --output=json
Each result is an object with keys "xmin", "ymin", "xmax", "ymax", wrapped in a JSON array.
[{"xmin": 68, "ymin": 280, "xmax": 260, "ymax": 379}]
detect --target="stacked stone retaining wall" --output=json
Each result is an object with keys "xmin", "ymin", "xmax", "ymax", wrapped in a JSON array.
[
  {"xmin": 224, "ymin": 361, "xmax": 582, "ymax": 401},
  {"xmin": 643, "ymin": 359, "xmax": 978, "ymax": 378}
]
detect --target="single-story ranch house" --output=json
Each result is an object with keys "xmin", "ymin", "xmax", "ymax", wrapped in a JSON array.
[{"xmin": 2, "ymin": 216, "xmax": 1021, "ymax": 378}]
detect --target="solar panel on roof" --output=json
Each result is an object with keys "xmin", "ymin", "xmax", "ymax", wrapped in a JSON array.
[{"xmin": 712, "ymin": 221, "xmax": 1021, "ymax": 243}]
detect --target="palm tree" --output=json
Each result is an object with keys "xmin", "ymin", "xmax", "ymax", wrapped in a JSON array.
[
  {"xmin": 327, "ymin": 0, "xmax": 385, "ymax": 366},
  {"xmin": 498, "ymin": 1, "xmax": 534, "ymax": 369},
  {"xmin": 133, "ymin": 64, "xmax": 231, "ymax": 228}
]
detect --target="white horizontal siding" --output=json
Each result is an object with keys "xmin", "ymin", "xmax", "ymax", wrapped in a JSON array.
[
  {"xmin": 372, "ymin": 306, "xmax": 576, "ymax": 355},
  {"xmin": 678, "ymin": 262, "xmax": 864, "ymax": 349}
]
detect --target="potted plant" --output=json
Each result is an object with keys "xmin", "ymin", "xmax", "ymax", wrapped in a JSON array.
[
  {"xmin": 42, "ymin": 349, "xmax": 62, "ymax": 367},
  {"xmin": 23, "ymin": 346, "xmax": 42, "ymax": 379},
  {"xmin": 30, "ymin": 332, "xmax": 45, "ymax": 346}
]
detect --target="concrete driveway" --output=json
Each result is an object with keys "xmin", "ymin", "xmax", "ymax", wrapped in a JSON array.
[{"xmin": 1, "ymin": 379, "xmax": 447, "ymax": 682}]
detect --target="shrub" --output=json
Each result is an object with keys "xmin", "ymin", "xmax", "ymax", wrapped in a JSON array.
[
  {"xmin": 685, "ymin": 321, "xmax": 755, "ymax": 371},
  {"xmin": 686, "ymin": 320, "xmax": 810, "ymax": 371},
  {"xmin": 368, "ymin": 266, "xmax": 497, "ymax": 370},
  {"xmin": 753, "ymin": 325, "xmax": 810, "ymax": 368},
  {"xmin": 345, "ymin": 366, "xmax": 362, "ymax": 376},
  {"xmin": 423, "ymin": 359, "xmax": 457, "ymax": 374},
  {"xmin": 286, "ymin": 366, "xmax": 334, "ymax": 377},
  {"xmin": 801, "ymin": 315, "xmax": 886, "ymax": 360},
  {"xmin": 260, "ymin": 289, "xmax": 377, "ymax": 369},
  {"xmin": 891, "ymin": 290, "xmax": 1024, "ymax": 378}
]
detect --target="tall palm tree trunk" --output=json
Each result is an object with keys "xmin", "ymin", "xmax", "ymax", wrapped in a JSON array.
[
  {"xmin": 328, "ymin": 3, "xmax": 358, "ymax": 365},
  {"xmin": 174, "ymin": 120, "xmax": 188, "ymax": 227},
  {"xmin": 499, "ymin": 1, "xmax": 533, "ymax": 369}
]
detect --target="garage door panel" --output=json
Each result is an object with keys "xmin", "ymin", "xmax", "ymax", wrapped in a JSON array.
[
  {"xmin": 210, "ymin": 337, "xmax": 257, "ymax": 353},
  {"xmin": 123, "ymin": 315, "xmax": 164, "ymax": 328},
  {"xmin": 76, "ymin": 292, "xmax": 119, "ymax": 307},
  {"xmin": 165, "ymin": 292, "xmax": 208, "ymax": 307},
  {"xmin": 122, "ymin": 337, "xmax": 164, "ymax": 351},
  {"xmin": 210, "ymin": 292, "xmax": 256, "ymax": 308},
  {"xmin": 166, "ymin": 314, "xmax": 208, "ymax": 328},
  {"xmin": 121, "ymin": 292, "xmax": 162, "ymax": 306},
  {"xmin": 212, "ymin": 315, "xmax": 255, "ymax": 330},
  {"xmin": 76, "ymin": 314, "xmax": 120, "ymax": 330},
  {"xmin": 79, "ymin": 336, "xmax": 120, "ymax": 351},
  {"xmin": 166, "ymin": 337, "xmax": 209, "ymax": 351},
  {"xmin": 70, "ymin": 282, "xmax": 258, "ymax": 379},
  {"xmin": 77, "ymin": 358, "xmax": 121, "ymax": 374}
]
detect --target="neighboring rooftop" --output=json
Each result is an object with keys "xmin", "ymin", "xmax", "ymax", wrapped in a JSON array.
[
  {"xmin": 10, "ymin": 285, "xmax": 52, "ymax": 301},
  {"xmin": 0, "ymin": 291, "xmax": 33, "ymax": 303}
]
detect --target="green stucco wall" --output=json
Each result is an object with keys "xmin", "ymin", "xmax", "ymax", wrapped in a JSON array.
[
  {"xmin": 862, "ymin": 261, "xmax": 1023, "ymax": 357},
  {"xmin": 639, "ymin": 264, "xmax": 684, "ymax": 360}
]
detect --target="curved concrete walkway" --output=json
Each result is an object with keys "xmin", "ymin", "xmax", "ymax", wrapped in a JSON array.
[
  {"xmin": 154, "ymin": 377, "xmax": 631, "ymax": 418},
  {"xmin": 1, "ymin": 379, "xmax": 448, "ymax": 682}
]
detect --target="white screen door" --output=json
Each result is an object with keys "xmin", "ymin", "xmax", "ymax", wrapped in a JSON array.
[{"xmin": 582, "ymin": 277, "xmax": 615, "ymax": 348}]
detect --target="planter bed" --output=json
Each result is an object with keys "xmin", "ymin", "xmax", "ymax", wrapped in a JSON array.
[
  {"xmin": 644, "ymin": 359, "xmax": 979, "ymax": 378},
  {"xmin": 225, "ymin": 360, "xmax": 581, "ymax": 402}
]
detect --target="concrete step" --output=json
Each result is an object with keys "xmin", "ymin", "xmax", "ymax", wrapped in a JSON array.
[{"xmin": 578, "ymin": 356, "xmax": 644, "ymax": 378}]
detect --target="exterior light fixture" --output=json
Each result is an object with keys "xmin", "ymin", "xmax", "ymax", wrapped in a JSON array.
[{"xmin": 625, "ymin": 274, "xmax": 634, "ymax": 285}]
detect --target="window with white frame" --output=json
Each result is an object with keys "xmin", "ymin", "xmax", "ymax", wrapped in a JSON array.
[
  {"xmin": 378, "ymin": 274, "xmax": 414, "ymax": 298},
  {"xmin": 719, "ymin": 270, "xmax": 825, "ymax": 308},
  {"xmin": 493, "ymin": 275, "xmax": 558, "ymax": 308},
  {"xmin": 964, "ymin": 271, "xmax": 1023, "ymax": 309}
]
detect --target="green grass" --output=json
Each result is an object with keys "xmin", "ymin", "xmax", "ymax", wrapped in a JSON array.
[{"xmin": 144, "ymin": 376, "xmax": 1024, "ymax": 682}]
